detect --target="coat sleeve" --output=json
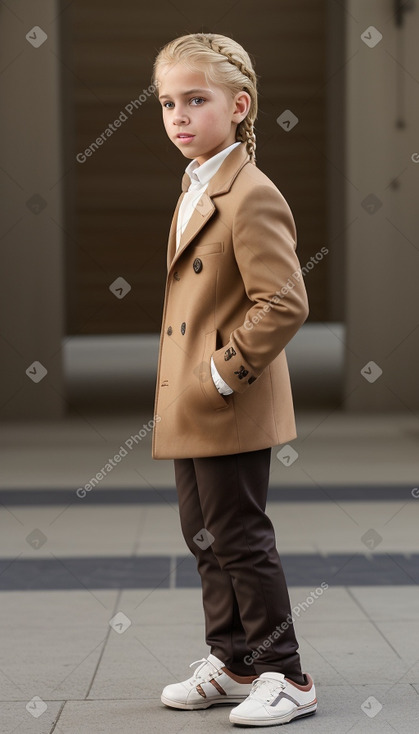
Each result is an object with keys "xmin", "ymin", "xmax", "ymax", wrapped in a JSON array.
[{"xmin": 211, "ymin": 183, "xmax": 309, "ymax": 394}]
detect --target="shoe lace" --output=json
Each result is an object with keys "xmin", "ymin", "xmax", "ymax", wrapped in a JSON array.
[
  {"xmin": 189, "ymin": 657, "xmax": 221, "ymax": 683},
  {"xmin": 250, "ymin": 677, "xmax": 286, "ymax": 703}
]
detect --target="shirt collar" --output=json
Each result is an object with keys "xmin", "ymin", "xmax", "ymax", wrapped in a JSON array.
[{"xmin": 184, "ymin": 141, "xmax": 241, "ymax": 189}]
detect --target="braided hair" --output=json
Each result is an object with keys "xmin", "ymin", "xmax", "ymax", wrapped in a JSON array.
[{"xmin": 152, "ymin": 33, "xmax": 258, "ymax": 164}]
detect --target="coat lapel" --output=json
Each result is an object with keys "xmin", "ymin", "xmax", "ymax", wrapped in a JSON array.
[
  {"xmin": 167, "ymin": 143, "xmax": 250, "ymax": 271},
  {"xmin": 166, "ymin": 191, "xmax": 185, "ymax": 271}
]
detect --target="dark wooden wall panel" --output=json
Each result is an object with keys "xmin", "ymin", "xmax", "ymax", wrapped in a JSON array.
[{"xmin": 68, "ymin": 0, "xmax": 328, "ymax": 334}]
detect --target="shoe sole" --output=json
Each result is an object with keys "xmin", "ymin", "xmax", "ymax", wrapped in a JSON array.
[
  {"xmin": 229, "ymin": 702, "xmax": 317, "ymax": 726},
  {"xmin": 161, "ymin": 694, "xmax": 249, "ymax": 710}
]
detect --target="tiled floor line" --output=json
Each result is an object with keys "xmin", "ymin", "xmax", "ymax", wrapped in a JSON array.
[
  {"xmin": 1, "ymin": 553, "xmax": 418, "ymax": 590},
  {"xmin": 0, "ymin": 485, "xmax": 415, "ymax": 505}
]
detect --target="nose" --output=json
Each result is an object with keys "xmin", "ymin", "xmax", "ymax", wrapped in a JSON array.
[{"xmin": 173, "ymin": 108, "xmax": 189, "ymax": 126}]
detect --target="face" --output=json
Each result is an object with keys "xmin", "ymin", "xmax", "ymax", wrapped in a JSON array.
[{"xmin": 157, "ymin": 62, "xmax": 250, "ymax": 164}]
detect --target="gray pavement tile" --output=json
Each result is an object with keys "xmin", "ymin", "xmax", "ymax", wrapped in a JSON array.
[
  {"xmin": 349, "ymin": 586, "xmax": 419, "ymax": 621},
  {"xmin": 117, "ymin": 587, "xmax": 366, "ymax": 626},
  {"xmin": 375, "ymin": 621, "xmax": 419, "ymax": 668},
  {"xmin": 287, "ymin": 586, "xmax": 366, "ymax": 622},
  {"xmin": 87, "ymin": 617, "xmax": 416, "ymax": 699},
  {"xmin": 269, "ymin": 499, "xmax": 419, "ymax": 555},
  {"xmin": 3, "ymin": 500, "xmax": 419, "ymax": 561},
  {"xmin": 294, "ymin": 620, "xmax": 416, "ymax": 686},
  {"xmin": 31, "ymin": 685, "xmax": 419, "ymax": 734},
  {"xmin": 1, "ymin": 411, "xmax": 418, "ymax": 490},
  {"xmin": 0, "ymin": 700, "xmax": 63, "ymax": 734},
  {"xmin": 0, "ymin": 591, "xmax": 118, "ymax": 701},
  {"xmin": 0, "ymin": 504, "xmax": 146, "ymax": 558},
  {"xmin": 87, "ymin": 623, "xmax": 207, "ymax": 700}
]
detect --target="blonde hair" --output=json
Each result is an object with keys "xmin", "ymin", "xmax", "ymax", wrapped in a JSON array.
[{"xmin": 152, "ymin": 33, "xmax": 258, "ymax": 164}]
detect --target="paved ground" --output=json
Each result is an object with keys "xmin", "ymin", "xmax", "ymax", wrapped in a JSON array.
[{"xmin": 1, "ymin": 408, "xmax": 419, "ymax": 733}]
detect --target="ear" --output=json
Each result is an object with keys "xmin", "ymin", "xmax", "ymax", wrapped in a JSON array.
[{"xmin": 232, "ymin": 90, "xmax": 251, "ymax": 123}]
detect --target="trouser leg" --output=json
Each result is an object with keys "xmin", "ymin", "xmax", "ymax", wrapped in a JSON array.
[
  {"xmin": 174, "ymin": 449, "xmax": 304, "ymax": 681},
  {"xmin": 174, "ymin": 457, "xmax": 255, "ymax": 676}
]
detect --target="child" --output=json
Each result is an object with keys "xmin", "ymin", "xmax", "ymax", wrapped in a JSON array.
[{"xmin": 151, "ymin": 32, "xmax": 317, "ymax": 727}]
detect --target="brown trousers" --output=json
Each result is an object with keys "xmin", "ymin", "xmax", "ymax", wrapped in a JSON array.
[{"xmin": 173, "ymin": 448, "xmax": 304, "ymax": 682}]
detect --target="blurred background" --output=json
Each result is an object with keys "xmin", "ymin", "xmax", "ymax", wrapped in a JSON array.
[
  {"xmin": 2, "ymin": 0, "xmax": 419, "ymax": 423},
  {"xmin": 1, "ymin": 0, "xmax": 418, "ymax": 487},
  {"xmin": 1, "ymin": 1, "xmax": 419, "ymax": 732}
]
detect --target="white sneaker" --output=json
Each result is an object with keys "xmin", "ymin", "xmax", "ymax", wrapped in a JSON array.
[
  {"xmin": 161, "ymin": 653, "xmax": 257, "ymax": 710},
  {"xmin": 229, "ymin": 671, "xmax": 317, "ymax": 726}
]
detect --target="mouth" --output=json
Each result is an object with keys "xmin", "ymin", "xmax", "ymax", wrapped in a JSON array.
[{"xmin": 177, "ymin": 134, "xmax": 195, "ymax": 143}]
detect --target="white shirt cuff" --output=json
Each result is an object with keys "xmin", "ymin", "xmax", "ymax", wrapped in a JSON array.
[{"xmin": 210, "ymin": 356, "xmax": 233, "ymax": 395}]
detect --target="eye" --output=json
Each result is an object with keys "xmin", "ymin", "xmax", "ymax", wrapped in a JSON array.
[
  {"xmin": 190, "ymin": 97, "xmax": 205, "ymax": 105},
  {"xmin": 162, "ymin": 101, "xmax": 174, "ymax": 109}
]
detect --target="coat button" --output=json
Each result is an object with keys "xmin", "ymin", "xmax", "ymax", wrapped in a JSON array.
[
  {"xmin": 181, "ymin": 322, "xmax": 186, "ymax": 335},
  {"xmin": 167, "ymin": 326, "xmax": 172, "ymax": 335},
  {"xmin": 193, "ymin": 257, "xmax": 203, "ymax": 273},
  {"xmin": 174, "ymin": 271, "xmax": 180, "ymax": 281}
]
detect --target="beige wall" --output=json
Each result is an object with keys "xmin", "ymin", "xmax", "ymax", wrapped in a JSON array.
[
  {"xmin": 0, "ymin": 0, "xmax": 66, "ymax": 418},
  {"xmin": 344, "ymin": 0, "xmax": 419, "ymax": 410}
]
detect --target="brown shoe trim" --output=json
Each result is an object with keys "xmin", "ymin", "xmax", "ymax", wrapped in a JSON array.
[
  {"xmin": 196, "ymin": 684, "xmax": 206, "ymax": 698},
  {"xmin": 284, "ymin": 673, "xmax": 314, "ymax": 691},
  {"xmin": 221, "ymin": 667, "xmax": 258, "ymax": 684},
  {"xmin": 210, "ymin": 679, "xmax": 227, "ymax": 695}
]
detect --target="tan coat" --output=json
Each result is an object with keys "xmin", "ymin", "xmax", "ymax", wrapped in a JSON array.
[{"xmin": 152, "ymin": 142, "xmax": 309, "ymax": 459}]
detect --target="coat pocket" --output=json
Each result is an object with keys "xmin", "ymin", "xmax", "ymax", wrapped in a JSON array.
[
  {"xmin": 199, "ymin": 329, "xmax": 230, "ymax": 412},
  {"xmin": 194, "ymin": 241, "xmax": 223, "ymax": 255}
]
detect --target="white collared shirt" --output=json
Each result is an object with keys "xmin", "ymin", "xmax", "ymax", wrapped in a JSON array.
[
  {"xmin": 176, "ymin": 141, "xmax": 241, "ymax": 395},
  {"xmin": 175, "ymin": 141, "xmax": 241, "ymax": 251}
]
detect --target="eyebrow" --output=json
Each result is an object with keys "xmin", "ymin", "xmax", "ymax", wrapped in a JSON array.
[{"xmin": 158, "ymin": 88, "xmax": 213, "ymax": 100}]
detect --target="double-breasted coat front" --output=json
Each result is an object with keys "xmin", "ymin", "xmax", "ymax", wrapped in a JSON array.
[{"xmin": 152, "ymin": 142, "xmax": 309, "ymax": 459}]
